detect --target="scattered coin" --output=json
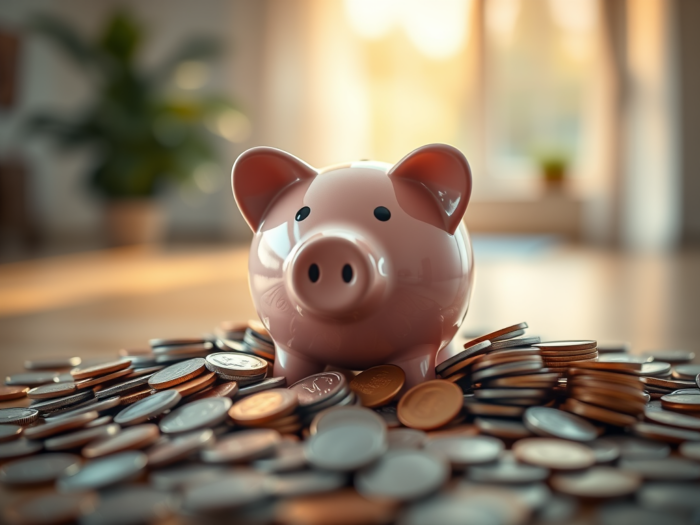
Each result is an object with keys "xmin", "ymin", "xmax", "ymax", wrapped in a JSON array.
[
  {"xmin": 0, "ymin": 385, "xmax": 29, "ymax": 401},
  {"xmin": 0, "ymin": 453, "xmax": 81, "ymax": 486},
  {"xmin": 0, "ymin": 425, "xmax": 22, "ymax": 443},
  {"xmin": 387, "ymin": 428, "xmax": 427, "ymax": 450},
  {"xmin": 57, "ymin": 451, "xmax": 148, "ymax": 492},
  {"xmin": 289, "ymin": 372, "xmax": 348, "ymax": 410},
  {"xmin": 170, "ymin": 371, "xmax": 217, "ymax": 396},
  {"xmin": 310, "ymin": 405, "xmax": 386, "ymax": 435},
  {"xmin": 619, "ymin": 456, "xmax": 700, "ymax": 480},
  {"xmin": 305, "ymin": 421, "xmax": 387, "ymax": 471},
  {"xmin": 79, "ymin": 485, "xmax": 178, "ymax": 525},
  {"xmin": 205, "ymin": 352, "xmax": 268, "ymax": 376},
  {"xmin": 587, "ymin": 438, "xmax": 620, "ymax": 463},
  {"xmin": 182, "ymin": 471, "xmax": 268, "ymax": 513},
  {"xmin": 229, "ymin": 389, "xmax": 297, "ymax": 426},
  {"xmin": 672, "ymin": 364, "xmax": 700, "ymax": 380},
  {"xmin": 475, "ymin": 418, "xmax": 533, "ymax": 440},
  {"xmin": 190, "ymin": 380, "xmax": 239, "ymax": 400},
  {"xmin": 350, "ymin": 365, "xmax": 405, "ymax": 408},
  {"xmin": 436, "ymin": 340, "xmax": 492, "ymax": 376},
  {"xmin": 425, "ymin": 435, "xmax": 504, "ymax": 467},
  {"xmin": 73, "ymin": 367, "xmax": 133, "ymax": 390},
  {"xmin": 236, "ymin": 376, "xmax": 286, "ymax": 397},
  {"xmin": 24, "ymin": 356, "xmax": 82, "ymax": 370},
  {"xmin": 70, "ymin": 360, "xmax": 131, "ymax": 381},
  {"xmin": 24, "ymin": 411, "xmax": 98, "ymax": 440},
  {"xmin": 551, "ymin": 466, "xmax": 641, "ymax": 498},
  {"xmin": 93, "ymin": 374, "xmax": 153, "ymax": 399},
  {"xmin": 632, "ymin": 421, "xmax": 700, "ymax": 443},
  {"xmin": 0, "ymin": 407, "xmax": 39, "ymax": 426},
  {"xmin": 201, "ymin": 428, "xmax": 280, "ymax": 463},
  {"xmin": 661, "ymin": 393, "xmax": 700, "ymax": 412},
  {"xmin": 82, "ymin": 424, "xmax": 160, "ymax": 458},
  {"xmin": 44, "ymin": 424, "xmax": 121, "ymax": 451},
  {"xmin": 27, "ymin": 381, "xmax": 76, "ymax": 400},
  {"xmin": 113, "ymin": 390, "xmax": 181, "ymax": 426},
  {"xmin": 44, "ymin": 396, "xmax": 120, "ymax": 421},
  {"xmin": 356, "ymin": 450, "xmax": 449, "ymax": 501},
  {"xmin": 523, "ymin": 407, "xmax": 598, "ymax": 442},
  {"xmin": 5, "ymin": 371, "xmax": 60, "ymax": 387},
  {"xmin": 148, "ymin": 358, "xmax": 206, "ymax": 390},
  {"xmin": 253, "ymin": 441, "xmax": 307, "ymax": 473},
  {"xmin": 2, "ymin": 490, "xmax": 97, "ymax": 525},
  {"xmin": 147, "ymin": 428, "xmax": 214, "ymax": 467},
  {"xmin": 513, "ymin": 438, "xmax": 595, "ymax": 470},
  {"xmin": 0, "ymin": 439, "xmax": 43, "ymax": 460},
  {"xmin": 397, "ymin": 380, "xmax": 463, "ymax": 430},
  {"xmin": 679, "ymin": 441, "xmax": 700, "ymax": 461},
  {"xmin": 160, "ymin": 397, "xmax": 232, "ymax": 434}
]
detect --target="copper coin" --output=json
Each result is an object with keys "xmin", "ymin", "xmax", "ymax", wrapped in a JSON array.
[
  {"xmin": 24, "ymin": 411, "xmax": 98, "ymax": 440},
  {"xmin": 0, "ymin": 438, "xmax": 43, "ymax": 459},
  {"xmin": 486, "ymin": 372, "xmax": 560, "ymax": 388},
  {"xmin": 661, "ymin": 393, "xmax": 700, "ymax": 411},
  {"xmin": 24, "ymin": 356, "xmax": 82, "ymax": 370},
  {"xmin": 57, "ymin": 451, "xmax": 148, "ymax": 492},
  {"xmin": 3, "ymin": 490, "xmax": 97, "ymax": 525},
  {"xmin": 387, "ymin": 428, "xmax": 427, "ymax": 450},
  {"xmin": 641, "ymin": 376, "xmax": 696, "ymax": 389},
  {"xmin": 471, "ymin": 359, "xmax": 544, "ymax": 382},
  {"xmin": 82, "ymin": 424, "xmax": 160, "ymax": 458},
  {"xmin": 73, "ymin": 367, "xmax": 132, "ymax": 390},
  {"xmin": 573, "ymin": 361, "xmax": 642, "ymax": 372},
  {"xmin": 489, "ymin": 336, "xmax": 541, "ymax": 351},
  {"xmin": 571, "ymin": 391, "xmax": 645, "ymax": 415},
  {"xmin": 0, "ymin": 407, "xmax": 39, "ymax": 425},
  {"xmin": 5, "ymin": 371, "xmax": 60, "ymax": 386},
  {"xmin": 160, "ymin": 397, "xmax": 232, "ymax": 434},
  {"xmin": 472, "ymin": 352, "xmax": 542, "ymax": 372},
  {"xmin": 0, "ymin": 425, "xmax": 22, "ymax": 443},
  {"xmin": 632, "ymin": 421, "xmax": 700, "ymax": 443},
  {"xmin": 551, "ymin": 466, "xmax": 641, "ymax": 498},
  {"xmin": 513, "ymin": 438, "xmax": 595, "ymax": 470},
  {"xmin": 644, "ymin": 407, "xmax": 700, "ymax": 430},
  {"xmin": 229, "ymin": 388, "xmax": 298, "ymax": 426},
  {"xmin": 288, "ymin": 372, "xmax": 347, "ymax": 409},
  {"xmin": 467, "ymin": 322, "xmax": 528, "ymax": 346},
  {"xmin": 568, "ymin": 368, "xmax": 643, "ymax": 387},
  {"xmin": 191, "ymin": 381, "xmax": 239, "ymax": 401},
  {"xmin": 70, "ymin": 360, "xmax": 130, "ymax": 381},
  {"xmin": 0, "ymin": 386, "xmax": 29, "ymax": 401},
  {"xmin": 0, "ymin": 453, "xmax": 82, "ymax": 486},
  {"xmin": 436, "ymin": 340, "xmax": 492, "ymax": 375},
  {"xmin": 113, "ymin": 390, "xmax": 181, "ymax": 426},
  {"xmin": 570, "ymin": 378, "xmax": 647, "ymax": 399},
  {"xmin": 543, "ymin": 352, "xmax": 598, "ymax": 362},
  {"xmin": 171, "ymin": 371, "xmax": 217, "ymax": 396},
  {"xmin": 27, "ymin": 381, "xmax": 76, "ymax": 400},
  {"xmin": 147, "ymin": 429, "xmax": 214, "ymax": 468},
  {"xmin": 148, "ymin": 358, "xmax": 206, "ymax": 390},
  {"xmin": 536, "ymin": 340, "xmax": 597, "ymax": 351},
  {"xmin": 201, "ymin": 428, "xmax": 281, "ymax": 464},
  {"xmin": 397, "ymin": 380, "xmax": 463, "ymax": 431},
  {"xmin": 275, "ymin": 488, "xmax": 397, "ymax": 525},
  {"xmin": 45, "ymin": 424, "xmax": 121, "ymax": 451},
  {"xmin": 562, "ymin": 398, "xmax": 637, "ymax": 427},
  {"xmin": 119, "ymin": 389, "xmax": 152, "ymax": 405},
  {"xmin": 350, "ymin": 365, "xmax": 405, "ymax": 408}
]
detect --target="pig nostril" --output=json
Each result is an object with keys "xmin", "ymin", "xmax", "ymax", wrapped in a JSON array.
[
  {"xmin": 342, "ymin": 264, "xmax": 353, "ymax": 283},
  {"xmin": 309, "ymin": 264, "xmax": 320, "ymax": 283}
]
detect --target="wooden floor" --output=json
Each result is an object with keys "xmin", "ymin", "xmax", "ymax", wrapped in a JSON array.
[{"xmin": 1, "ymin": 242, "xmax": 699, "ymax": 380}]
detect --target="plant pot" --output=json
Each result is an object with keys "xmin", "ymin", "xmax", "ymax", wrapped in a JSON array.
[
  {"xmin": 541, "ymin": 164, "xmax": 567, "ymax": 192},
  {"xmin": 103, "ymin": 199, "xmax": 165, "ymax": 246}
]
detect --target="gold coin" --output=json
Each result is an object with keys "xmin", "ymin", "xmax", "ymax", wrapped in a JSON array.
[
  {"xmin": 397, "ymin": 380, "xmax": 463, "ymax": 431},
  {"xmin": 228, "ymin": 389, "xmax": 298, "ymax": 426},
  {"xmin": 350, "ymin": 365, "xmax": 405, "ymax": 408}
]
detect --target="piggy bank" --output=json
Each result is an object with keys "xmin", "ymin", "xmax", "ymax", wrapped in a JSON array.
[{"xmin": 232, "ymin": 144, "xmax": 474, "ymax": 388}]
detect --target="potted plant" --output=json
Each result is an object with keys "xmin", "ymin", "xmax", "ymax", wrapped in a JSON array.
[
  {"xmin": 26, "ymin": 11, "xmax": 239, "ymax": 245},
  {"xmin": 536, "ymin": 150, "xmax": 570, "ymax": 192}
]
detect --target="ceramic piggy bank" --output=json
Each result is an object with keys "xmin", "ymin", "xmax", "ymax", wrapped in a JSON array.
[{"xmin": 232, "ymin": 144, "xmax": 474, "ymax": 388}]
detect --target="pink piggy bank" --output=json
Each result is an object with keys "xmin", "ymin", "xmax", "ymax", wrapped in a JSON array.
[{"xmin": 232, "ymin": 144, "xmax": 474, "ymax": 388}]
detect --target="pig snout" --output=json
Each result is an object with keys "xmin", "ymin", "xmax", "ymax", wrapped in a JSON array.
[{"xmin": 285, "ymin": 232, "xmax": 387, "ymax": 319}]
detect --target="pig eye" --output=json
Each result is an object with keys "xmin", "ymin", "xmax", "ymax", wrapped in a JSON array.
[
  {"xmin": 374, "ymin": 206, "xmax": 391, "ymax": 221},
  {"xmin": 295, "ymin": 206, "xmax": 311, "ymax": 221}
]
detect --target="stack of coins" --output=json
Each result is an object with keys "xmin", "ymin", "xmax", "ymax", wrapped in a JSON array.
[
  {"xmin": 1, "ymin": 321, "xmax": 700, "ymax": 525},
  {"xmin": 534, "ymin": 340, "xmax": 599, "ymax": 372},
  {"xmin": 149, "ymin": 337, "xmax": 217, "ymax": 365}
]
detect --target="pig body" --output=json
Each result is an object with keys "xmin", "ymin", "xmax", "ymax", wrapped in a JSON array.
[{"xmin": 232, "ymin": 144, "xmax": 474, "ymax": 388}]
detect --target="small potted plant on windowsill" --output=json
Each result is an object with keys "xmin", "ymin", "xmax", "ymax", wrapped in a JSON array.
[
  {"xmin": 26, "ymin": 11, "xmax": 241, "ymax": 245},
  {"xmin": 537, "ymin": 151, "xmax": 570, "ymax": 193}
]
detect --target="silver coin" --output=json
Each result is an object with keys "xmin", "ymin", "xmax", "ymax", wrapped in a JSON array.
[
  {"xmin": 0, "ymin": 407, "xmax": 39, "ymax": 425},
  {"xmin": 310, "ymin": 405, "xmax": 387, "ymax": 435},
  {"xmin": 205, "ymin": 352, "xmax": 267, "ymax": 376},
  {"xmin": 305, "ymin": 421, "xmax": 386, "ymax": 471},
  {"xmin": 606, "ymin": 436, "xmax": 670, "ymax": 459},
  {"xmin": 587, "ymin": 438, "xmax": 621, "ymax": 463},
  {"xmin": 44, "ymin": 396, "xmax": 120, "ymax": 421},
  {"xmin": 636, "ymin": 482, "xmax": 700, "ymax": 512},
  {"xmin": 468, "ymin": 451, "xmax": 549, "ymax": 484},
  {"xmin": 289, "ymin": 372, "xmax": 348, "ymax": 409},
  {"xmin": 182, "ymin": 470, "xmax": 268, "ymax": 513},
  {"xmin": 490, "ymin": 336, "xmax": 541, "ymax": 351},
  {"xmin": 0, "ymin": 453, "xmax": 81, "ymax": 485},
  {"xmin": 374, "ymin": 405, "xmax": 401, "ymax": 427},
  {"xmin": 78, "ymin": 485, "xmax": 179, "ymax": 525},
  {"xmin": 598, "ymin": 353, "xmax": 652, "ymax": 364},
  {"xmin": 57, "ymin": 451, "xmax": 147, "ymax": 492},
  {"xmin": 0, "ymin": 438, "xmax": 43, "ymax": 459},
  {"xmin": 399, "ymin": 494, "xmax": 503, "ymax": 525},
  {"xmin": 475, "ymin": 418, "xmax": 533, "ymax": 440},
  {"xmin": 236, "ymin": 377, "xmax": 286, "ymax": 397},
  {"xmin": 266, "ymin": 470, "xmax": 347, "ymax": 497},
  {"xmin": 252, "ymin": 441, "xmax": 307, "ymax": 473},
  {"xmin": 435, "ymin": 340, "xmax": 492, "ymax": 375},
  {"xmin": 356, "ymin": 450, "xmax": 449, "ymax": 501},
  {"xmin": 5, "ymin": 371, "xmax": 60, "ymax": 386},
  {"xmin": 148, "ymin": 429, "xmax": 214, "ymax": 468},
  {"xmin": 472, "ymin": 360, "xmax": 544, "ymax": 383},
  {"xmin": 114, "ymin": 390, "xmax": 181, "ymax": 426},
  {"xmin": 149, "ymin": 463, "xmax": 227, "ymax": 491},
  {"xmin": 619, "ymin": 457, "xmax": 700, "ymax": 481},
  {"xmin": 679, "ymin": 441, "xmax": 700, "ymax": 461},
  {"xmin": 201, "ymin": 428, "xmax": 280, "ymax": 463},
  {"xmin": 29, "ymin": 390, "xmax": 93, "ymax": 413},
  {"xmin": 94, "ymin": 375, "xmax": 153, "ymax": 399},
  {"xmin": 523, "ymin": 407, "xmax": 598, "ymax": 442},
  {"xmin": 598, "ymin": 503, "xmax": 688, "ymax": 525},
  {"xmin": 0, "ymin": 425, "xmax": 22, "ymax": 443},
  {"xmin": 425, "ymin": 435, "xmax": 504, "ymax": 468},
  {"xmin": 387, "ymin": 428, "xmax": 427, "ymax": 450},
  {"xmin": 672, "ymin": 364, "xmax": 700, "ymax": 380},
  {"xmin": 159, "ymin": 397, "xmax": 232, "ymax": 434},
  {"xmin": 475, "ymin": 388, "xmax": 550, "ymax": 400},
  {"xmin": 45, "ymin": 424, "xmax": 121, "ymax": 451}
]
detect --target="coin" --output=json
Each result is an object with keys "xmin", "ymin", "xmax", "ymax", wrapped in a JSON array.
[
  {"xmin": 463, "ymin": 399, "xmax": 526, "ymax": 418},
  {"xmin": 44, "ymin": 396, "xmax": 120, "ymax": 421},
  {"xmin": 229, "ymin": 388, "xmax": 297, "ymax": 426},
  {"xmin": 672, "ymin": 364, "xmax": 700, "ymax": 380},
  {"xmin": 425, "ymin": 435, "xmax": 504, "ymax": 467},
  {"xmin": 113, "ymin": 390, "xmax": 181, "ymax": 426},
  {"xmin": 305, "ymin": 421, "xmax": 387, "ymax": 471},
  {"xmin": 513, "ymin": 438, "xmax": 595, "ymax": 470},
  {"xmin": 82, "ymin": 424, "xmax": 160, "ymax": 458},
  {"xmin": 643, "ymin": 407, "xmax": 700, "ymax": 430},
  {"xmin": 551, "ymin": 466, "xmax": 641, "ymax": 498},
  {"xmin": 523, "ymin": 407, "xmax": 597, "ymax": 442},
  {"xmin": 436, "ymin": 340, "xmax": 492, "ymax": 375},
  {"xmin": 24, "ymin": 356, "xmax": 82, "ymax": 370},
  {"xmin": 605, "ymin": 435, "xmax": 670, "ymax": 459},
  {"xmin": 201, "ymin": 428, "xmax": 280, "ymax": 463},
  {"xmin": 636, "ymin": 482, "xmax": 700, "ymax": 513},
  {"xmin": 253, "ymin": 441, "xmax": 307, "ymax": 473},
  {"xmin": 466, "ymin": 322, "xmax": 529, "ymax": 346},
  {"xmin": 57, "ymin": 451, "xmax": 148, "ymax": 492},
  {"xmin": 0, "ymin": 407, "xmax": 38, "ymax": 425},
  {"xmin": 266, "ymin": 470, "xmax": 346, "ymax": 498},
  {"xmin": 289, "ymin": 372, "xmax": 348, "ymax": 410},
  {"xmin": 27, "ymin": 381, "xmax": 76, "ymax": 400},
  {"xmin": 660, "ymin": 393, "xmax": 700, "ymax": 411},
  {"xmin": 475, "ymin": 418, "xmax": 533, "ymax": 440},
  {"xmin": 632, "ymin": 421, "xmax": 700, "ymax": 443},
  {"xmin": 397, "ymin": 380, "xmax": 463, "ymax": 431},
  {"xmin": 119, "ymin": 389, "xmax": 152, "ymax": 405},
  {"xmin": 150, "ymin": 336, "xmax": 211, "ymax": 347},
  {"xmin": 3, "ymin": 490, "xmax": 97, "ymax": 525},
  {"xmin": 574, "ymin": 361, "xmax": 642, "ymax": 372},
  {"xmin": 0, "ymin": 385, "xmax": 29, "ymax": 401},
  {"xmin": 679, "ymin": 441, "xmax": 700, "ymax": 461},
  {"xmin": 190, "ymin": 381, "xmax": 239, "ymax": 401},
  {"xmin": 79, "ymin": 486, "xmax": 178, "ymax": 525},
  {"xmin": 467, "ymin": 451, "xmax": 549, "ymax": 484},
  {"xmin": 561, "ymin": 398, "xmax": 637, "ymax": 426},
  {"xmin": 587, "ymin": 438, "xmax": 620, "ymax": 463},
  {"xmin": 44, "ymin": 424, "xmax": 121, "ymax": 451},
  {"xmin": 489, "ymin": 336, "xmax": 541, "ymax": 351},
  {"xmin": 24, "ymin": 411, "xmax": 98, "ymax": 440},
  {"xmin": 0, "ymin": 453, "xmax": 81, "ymax": 486},
  {"xmin": 384, "ymin": 428, "xmax": 426, "ymax": 450},
  {"xmin": 93, "ymin": 374, "xmax": 153, "ymax": 399},
  {"xmin": 0, "ymin": 438, "xmax": 43, "ymax": 460},
  {"xmin": 181, "ymin": 470, "xmax": 268, "ymax": 513},
  {"xmin": 5, "ymin": 371, "xmax": 60, "ymax": 386},
  {"xmin": 399, "ymin": 489, "xmax": 516, "ymax": 525},
  {"xmin": 205, "ymin": 352, "xmax": 268, "ymax": 376},
  {"xmin": 0, "ymin": 425, "xmax": 22, "ymax": 443},
  {"xmin": 310, "ymin": 406, "xmax": 386, "ymax": 435},
  {"xmin": 598, "ymin": 353, "xmax": 651, "ymax": 364},
  {"xmin": 350, "ymin": 365, "xmax": 405, "ymax": 408},
  {"xmin": 70, "ymin": 359, "xmax": 131, "ymax": 380},
  {"xmin": 149, "ymin": 463, "xmax": 227, "ymax": 491},
  {"xmin": 236, "ymin": 376, "xmax": 286, "ymax": 397},
  {"xmin": 619, "ymin": 456, "xmax": 700, "ymax": 480},
  {"xmin": 171, "ymin": 371, "xmax": 217, "ymax": 396},
  {"xmin": 356, "ymin": 449, "xmax": 449, "ymax": 501},
  {"xmin": 148, "ymin": 358, "xmax": 206, "ymax": 390},
  {"xmin": 472, "ymin": 359, "xmax": 544, "ymax": 382},
  {"xmin": 160, "ymin": 397, "xmax": 232, "ymax": 434},
  {"xmin": 73, "ymin": 367, "xmax": 133, "ymax": 389}
]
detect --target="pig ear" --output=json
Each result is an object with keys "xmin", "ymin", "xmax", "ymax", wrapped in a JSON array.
[
  {"xmin": 388, "ymin": 144, "xmax": 472, "ymax": 235},
  {"xmin": 232, "ymin": 147, "xmax": 317, "ymax": 232}
]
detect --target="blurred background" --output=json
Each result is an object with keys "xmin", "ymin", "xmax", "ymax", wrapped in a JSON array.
[{"xmin": 0, "ymin": 0, "xmax": 698, "ymax": 372}]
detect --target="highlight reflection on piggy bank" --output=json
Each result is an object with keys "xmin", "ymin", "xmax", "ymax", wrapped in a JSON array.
[{"xmin": 232, "ymin": 144, "xmax": 474, "ymax": 388}]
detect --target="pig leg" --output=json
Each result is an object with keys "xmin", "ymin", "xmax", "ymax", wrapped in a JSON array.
[
  {"xmin": 389, "ymin": 345, "xmax": 438, "ymax": 390},
  {"xmin": 273, "ymin": 346, "xmax": 325, "ymax": 385}
]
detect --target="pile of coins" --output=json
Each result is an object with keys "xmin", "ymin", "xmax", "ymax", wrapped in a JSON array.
[{"xmin": 0, "ymin": 320, "xmax": 699, "ymax": 525}]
